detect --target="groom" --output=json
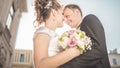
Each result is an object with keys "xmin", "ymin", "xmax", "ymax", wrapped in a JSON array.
[{"xmin": 60, "ymin": 4, "xmax": 111, "ymax": 68}]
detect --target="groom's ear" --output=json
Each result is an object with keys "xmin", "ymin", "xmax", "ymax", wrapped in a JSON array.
[{"xmin": 74, "ymin": 9, "xmax": 80, "ymax": 15}]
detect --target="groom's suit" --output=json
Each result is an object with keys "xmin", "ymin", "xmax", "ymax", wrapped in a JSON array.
[{"xmin": 60, "ymin": 14, "xmax": 111, "ymax": 68}]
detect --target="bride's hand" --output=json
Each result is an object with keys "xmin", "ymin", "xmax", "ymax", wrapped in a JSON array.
[{"xmin": 66, "ymin": 47, "xmax": 80, "ymax": 57}]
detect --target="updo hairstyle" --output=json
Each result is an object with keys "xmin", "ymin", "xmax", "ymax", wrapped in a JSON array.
[{"xmin": 34, "ymin": 0, "xmax": 61, "ymax": 26}]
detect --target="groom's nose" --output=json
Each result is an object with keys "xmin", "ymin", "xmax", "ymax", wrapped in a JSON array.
[{"xmin": 63, "ymin": 17, "xmax": 69, "ymax": 24}]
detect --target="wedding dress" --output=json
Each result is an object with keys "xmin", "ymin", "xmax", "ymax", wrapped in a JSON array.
[{"xmin": 34, "ymin": 26, "xmax": 60, "ymax": 56}]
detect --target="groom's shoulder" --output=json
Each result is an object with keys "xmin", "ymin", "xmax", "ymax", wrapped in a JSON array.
[{"xmin": 82, "ymin": 14, "xmax": 100, "ymax": 26}]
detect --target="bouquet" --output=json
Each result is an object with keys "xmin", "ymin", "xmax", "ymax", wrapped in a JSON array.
[{"xmin": 58, "ymin": 29, "xmax": 92, "ymax": 54}]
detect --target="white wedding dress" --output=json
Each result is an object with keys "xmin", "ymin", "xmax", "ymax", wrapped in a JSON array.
[{"xmin": 34, "ymin": 27, "xmax": 60, "ymax": 56}]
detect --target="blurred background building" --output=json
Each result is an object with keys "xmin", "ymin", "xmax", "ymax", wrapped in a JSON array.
[
  {"xmin": 0, "ymin": 0, "xmax": 27, "ymax": 68},
  {"xmin": 12, "ymin": 49, "xmax": 33, "ymax": 68},
  {"xmin": 11, "ymin": 48, "xmax": 120, "ymax": 68},
  {"xmin": 11, "ymin": 49, "xmax": 120, "ymax": 68},
  {"xmin": 109, "ymin": 49, "xmax": 120, "ymax": 68},
  {"xmin": 1, "ymin": 0, "xmax": 120, "ymax": 68}
]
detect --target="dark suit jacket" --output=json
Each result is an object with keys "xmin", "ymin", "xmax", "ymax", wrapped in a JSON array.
[{"xmin": 60, "ymin": 14, "xmax": 111, "ymax": 68}]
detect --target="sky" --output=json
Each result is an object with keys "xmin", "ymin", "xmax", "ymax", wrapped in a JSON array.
[{"xmin": 15, "ymin": 0, "xmax": 120, "ymax": 53}]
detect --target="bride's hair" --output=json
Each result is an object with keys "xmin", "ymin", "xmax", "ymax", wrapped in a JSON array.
[{"xmin": 34, "ymin": 0, "xmax": 61, "ymax": 26}]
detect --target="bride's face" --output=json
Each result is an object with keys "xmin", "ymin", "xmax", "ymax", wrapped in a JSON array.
[{"xmin": 55, "ymin": 9, "xmax": 64, "ymax": 27}]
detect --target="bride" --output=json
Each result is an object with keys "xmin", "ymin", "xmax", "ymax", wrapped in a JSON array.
[{"xmin": 33, "ymin": 0, "xmax": 80, "ymax": 68}]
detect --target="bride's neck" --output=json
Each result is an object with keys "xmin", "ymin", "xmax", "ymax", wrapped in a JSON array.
[{"xmin": 45, "ymin": 19, "xmax": 56, "ymax": 31}]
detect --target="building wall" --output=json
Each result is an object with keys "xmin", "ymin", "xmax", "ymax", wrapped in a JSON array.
[
  {"xmin": 108, "ymin": 49, "xmax": 120, "ymax": 68},
  {"xmin": 0, "ymin": 0, "xmax": 13, "ymax": 31},
  {"xmin": 12, "ymin": 50, "xmax": 33, "ymax": 68},
  {"xmin": 0, "ymin": 27, "xmax": 12, "ymax": 68},
  {"xmin": 0, "ymin": 0, "xmax": 27, "ymax": 68},
  {"xmin": 12, "ymin": 50, "xmax": 120, "ymax": 68}
]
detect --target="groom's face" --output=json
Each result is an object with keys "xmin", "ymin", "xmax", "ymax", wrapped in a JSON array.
[{"xmin": 63, "ymin": 8, "xmax": 81, "ymax": 28}]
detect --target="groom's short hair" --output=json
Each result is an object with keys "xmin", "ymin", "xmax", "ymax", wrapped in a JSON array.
[{"xmin": 64, "ymin": 4, "xmax": 83, "ymax": 16}]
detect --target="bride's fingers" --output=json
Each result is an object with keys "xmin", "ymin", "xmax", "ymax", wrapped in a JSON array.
[
  {"xmin": 73, "ymin": 46, "xmax": 77, "ymax": 49},
  {"xmin": 67, "ymin": 47, "xmax": 81, "ymax": 56}
]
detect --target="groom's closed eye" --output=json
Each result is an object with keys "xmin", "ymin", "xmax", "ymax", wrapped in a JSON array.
[{"xmin": 64, "ymin": 15, "xmax": 70, "ymax": 19}]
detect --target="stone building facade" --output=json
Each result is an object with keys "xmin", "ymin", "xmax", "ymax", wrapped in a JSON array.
[
  {"xmin": 0, "ymin": 0, "xmax": 27, "ymax": 68},
  {"xmin": 109, "ymin": 49, "xmax": 120, "ymax": 68},
  {"xmin": 12, "ymin": 49, "xmax": 33, "ymax": 68}
]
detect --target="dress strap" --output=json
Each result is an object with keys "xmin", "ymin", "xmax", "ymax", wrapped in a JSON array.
[{"xmin": 33, "ymin": 26, "xmax": 58, "ymax": 38}]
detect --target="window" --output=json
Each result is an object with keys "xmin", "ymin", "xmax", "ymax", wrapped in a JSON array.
[
  {"xmin": 6, "ymin": 4, "xmax": 14, "ymax": 29},
  {"xmin": 10, "ymin": 5, "xmax": 14, "ymax": 16},
  {"xmin": 112, "ymin": 58, "xmax": 117, "ymax": 65},
  {"xmin": 20, "ymin": 54, "xmax": 25, "ymax": 62},
  {"xmin": 6, "ymin": 13, "xmax": 12, "ymax": 29}
]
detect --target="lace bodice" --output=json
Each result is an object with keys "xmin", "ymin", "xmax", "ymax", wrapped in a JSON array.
[{"xmin": 34, "ymin": 27, "xmax": 60, "ymax": 56}]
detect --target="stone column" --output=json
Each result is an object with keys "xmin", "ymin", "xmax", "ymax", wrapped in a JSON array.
[{"xmin": 0, "ymin": 26, "xmax": 12, "ymax": 68}]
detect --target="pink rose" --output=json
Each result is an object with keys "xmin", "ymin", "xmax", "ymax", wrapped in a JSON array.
[
  {"xmin": 68, "ymin": 30, "xmax": 75, "ymax": 35},
  {"xmin": 68, "ymin": 38, "xmax": 77, "ymax": 47}
]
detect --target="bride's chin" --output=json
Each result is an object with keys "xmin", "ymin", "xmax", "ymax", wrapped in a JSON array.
[{"xmin": 58, "ymin": 23, "xmax": 63, "ymax": 27}]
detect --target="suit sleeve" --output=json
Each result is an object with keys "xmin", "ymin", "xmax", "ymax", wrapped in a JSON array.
[
  {"xmin": 60, "ymin": 15, "xmax": 105, "ymax": 68},
  {"xmin": 75, "ymin": 24, "xmax": 103, "ymax": 67},
  {"xmin": 60, "ymin": 24, "xmax": 104, "ymax": 68},
  {"xmin": 75, "ymin": 14, "xmax": 109, "ymax": 67}
]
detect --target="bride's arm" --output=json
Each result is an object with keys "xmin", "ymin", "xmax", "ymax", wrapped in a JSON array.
[{"xmin": 33, "ymin": 33, "xmax": 80, "ymax": 68}]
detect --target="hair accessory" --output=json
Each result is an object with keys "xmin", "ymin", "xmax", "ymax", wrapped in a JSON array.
[{"xmin": 44, "ymin": 1, "xmax": 52, "ymax": 9}]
